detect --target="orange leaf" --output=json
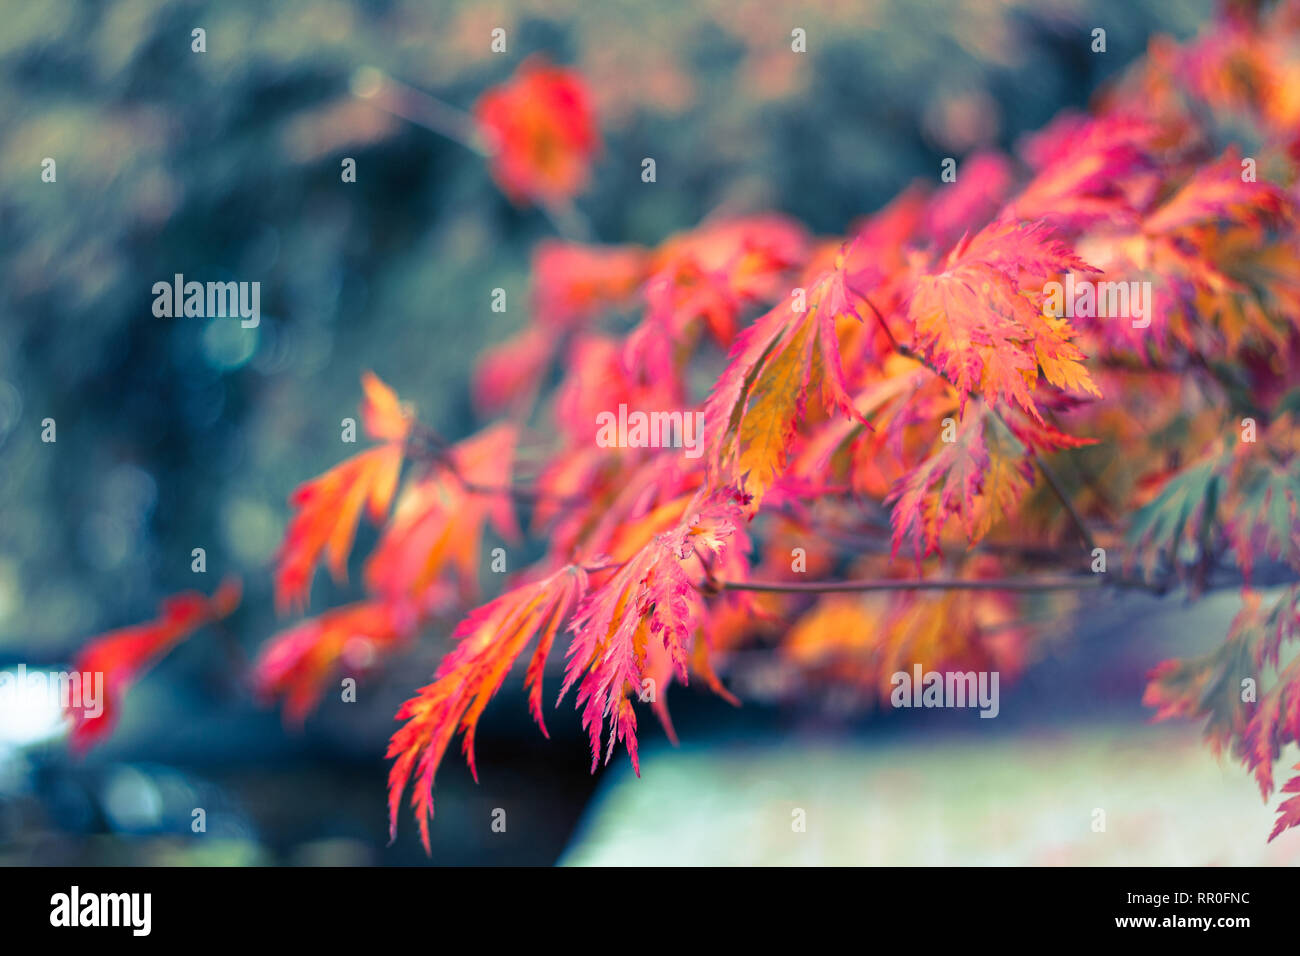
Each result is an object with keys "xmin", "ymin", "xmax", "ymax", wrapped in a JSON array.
[
  {"xmin": 364, "ymin": 423, "xmax": 520, "ymax": 607},
  {"xmin": 273, "ymin": 374, "xmax": 410, "ymax": 613},
  {"xmin": 68, "ymin": 577, "xmax": 241, "ymax": 751},
  {"xmin": 255, "ymin": 599, "xmax": 416, "ymax": 726},
  {"xmin": 387, "ymin": 566, "xmax": 587, "ymax": 853},
  {"xmin": 474, "ymin": 57, "xmax": 600, "ymax": 207}
]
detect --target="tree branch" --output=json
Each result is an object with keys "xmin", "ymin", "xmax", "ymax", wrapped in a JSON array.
[
  {"xmin": 721, "ymin": 566, "xmax": 1300, "ymax": 597},
  {"xmin": 722, "ymin": 574, "xmax": 1105, "ymax": 594},
  {"xmin": 352, "ymin": 67, "xmax": 487, "ymax": 154}
]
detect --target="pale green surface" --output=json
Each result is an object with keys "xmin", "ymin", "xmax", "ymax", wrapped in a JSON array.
[{"xmin": 561, "ymin": 725, "xmax": 1300, "ymax": 866}]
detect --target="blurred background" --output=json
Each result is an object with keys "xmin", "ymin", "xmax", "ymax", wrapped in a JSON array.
[{"xmin": 6, "ymin": 0, "xmax": 1290, "ymax": 866}]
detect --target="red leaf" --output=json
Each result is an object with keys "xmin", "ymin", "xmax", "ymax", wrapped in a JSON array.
[
  {"xmin": 474, "ymin": 57, "xmax": 600, "ymax": 206},
  {"xmin": 1268, "ymin": 767, "xmax": 1300, "ymax": 842},
  {"xmin": 68, "ymin": 577, "xmax": 241, "ymax": 751},
  {"xmin": 255, "ymin": 600, "xmax": 417, "ymax": 726},
  {"xmin": 905, "ymin": 219, "xmax": 1100, "ymax": 421},
  {"xmin": 274, "ymin": 374, "xmax": 410, "ymax": 613},
  {"xmin": 559, "ymin": 490, "xmax": 747, "ymax": 771},
  {"xmin": 386, "ymin": 566, "xmax": 587, "ymax": 853}
]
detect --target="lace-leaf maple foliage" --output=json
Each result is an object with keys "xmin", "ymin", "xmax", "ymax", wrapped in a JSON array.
[{"xmin": 68, "ymin": 5, "xmax": 1300, "ymax": 853}]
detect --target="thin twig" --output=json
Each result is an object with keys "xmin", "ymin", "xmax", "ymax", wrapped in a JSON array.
[
  {"xmin": 404, "ymin": 423, "xmax": 587, "ymax": 506},
  {"xmin": 458, "ymin": 479, "xmax": 584, "ymax": 506},
  {"xmin": 987, "ymin": 405, "xmax": 1097, "ymax": 555},
  {"xmin": 860, "ymin": 293, "xmax": 901, "ymax": 351},
  {"xmin": 719, "ymin": 565, "xmax": 1300, "ymax": 597},
  {"xmin": 723, "ymin": 575, "xmax": 1106, "ymax": 594},
  {"xmin": 352, "ymin": 67, "xmax": 487, "ymax": 154},
  {"xmin": 352, "ymin": 67, "xmax": 597, "ymax": 243},
  {"xmin": 539, "ymin": 198, "xmax": 594, "ymax": 243}
]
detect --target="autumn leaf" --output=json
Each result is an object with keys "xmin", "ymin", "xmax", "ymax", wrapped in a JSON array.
[
  {"xmin": 531, "ymin": 239, "xmax": 649, "ymax": 328},
  {"xmin": 1145, "ymin": 585, "xmax": 1300, "ymax": 836},
  {"xmin": 905, "ymin": 219, "xmax": 1101, "ymax": 422},
  {"xmin": 386, "ymin": 565, "xmax": 587, "ymax": 853},
  {"xmin": 360, "ymin": 370, "xmax": 415, "ymax": 442},
  {"xmin": 245, "ymin": 6, "xmax": 1300, "ymax": 851},
  {"xmin": 924, "ymin": 152, "xmax": 1013, "ymax": 249},
  {"xmin": 551, "ymin": 334, "xmax": 685, "ymax": 446},
  {"xmin": 704, "ymin": 251, "xmax": 868, "ymax": 506},
  {"xmin": 1269, "ymin": 767, "xmax": 1300, "ymax": 842},
  {"xmin": 255, "ymin": 599, "xmax": 417, "ymax": 726},
  {"xmin": 887, "ymin": 403, "xmax": 1037, "ymax": 560},
  {"xmin": 1075, "ymin": 150, "xmax": 1295, "ymax": 359},
  {"xmin": 474, "ymin": 56, "xmax": 599, "ymax": 207},
  {"xmin": 274, "ymin": 373, "xmax": 411, "ymax": 613},
  {"xmin": 68, "ymin": 577, "xmax": 241, "ymax": 751},
  {"xmin": 1224, "ymin": 440, "xmax": 1300, "ymax": 580},
  {"xmin": 645, "ymin": 215, "xmax": 809, "ymax": 344},
  {"xmin": 1005, "ymin": 113, "xmax": 1157, "ymax": 233},
  {"xmin": 559, "ymin": 490, "xmax": 748, "ymax": 772},
  {"xmin": 472, "ymin": 326, "xmax": 552, "ymax": 416},
  {"xmin": 784, "ymin": 557, "xmax": 1035, "ymax": 694},
  {"xmin": 1125, "ymin": 449, "xmax": 1229, "ymax": 581},
  {"xmin": 364, "ymin": 423, "xmax": 520, "ymax": 607},
  {"xmin": 1140, "ymin": 150, "xmax": 1288, "ymax": 235}
]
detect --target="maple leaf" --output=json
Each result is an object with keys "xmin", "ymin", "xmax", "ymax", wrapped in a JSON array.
[
  {"xmin": 1143, "ymin": 620, "xmax": 1257, "ymax": 761},
  {"xmin": 274, "ymin": 373, "xmax": 411, "ymax": 613},
  {"xmin": 644, "ymin": 215, "xmax": 809, "ymax": 344},
  {"xmin": 1125, "ymin": 449, "xmax": 1229, "ymax": 581},
  {"xmin": 472, "ymin": 325, "xmax": 553, "ymax": 416},
  {"xmin": 255, "ymin": 599, "xmax": 417, "ymax": 726},
  {"xmin": 559, "ymin": 490, "xmax": 747, "ymax": 771},
  {"xmin": 364, "ymin": 423, "xmax": 520, "ymax": 606},
  {"xmin": 1142, "ymin": 150, "xmax": 1288, "ymax": 235},
  {"xmin": 923, "ymin": 152, "xmax": 1014, "ymax": 250},
  {"xmin": 1209, "ymin": 234, "xmax": 1300, "ymax": 355},
  {"xmin": 788, "ymin": 353, "xmax": 952, "ymax": 501},
  {"xmin": 473, "ymin": 56, "xmax": 600, "ymax": 207},
  {"xmin": 1074, "ymin": 150, "xmax": 1295, "ymax": 359},
  {"xmin": 386, "ymin": 566, "xmax": 587, "ymax": 853},
  {"xmin": 1223, "ymin": 422, "xmax": 1300, "ymax": 579},
  {"xmin": 531, "ymin": 239, "xmax": 649, "ymax": 328},
  {"xmin": 703, "ymin": 252, "xmax": 868, "ymax": 506},
  {"xmin": 243, "ymin": 4, "xmax": 1300, "ymax": 851},
  {"xmin": 1006, "ymin": 113, "xmax": 1157, "ymax": 233},
  {"xmin": 905, "ymin": 219, "xmax": 1101, "ymax": 422},
  {"xmin": 1241, "ymin": 655, "xmax": 1300, "ymax": 796},
  {"xmin": 68, "ymin": 577, "xmax": 241, "ymax": 751},
  {"xmin": 552, "ymin": 334, "xmax": 684, "ymax": 446},
  {"xmin": 1145, "ymin": 586, "xmax": 1300, "ymax": 823},
  {"xmin": 567, "ymin": 455, "xmax": 704, "ymax": 566},
  {"xmin": 887, "ymin": 403, "xmax": 1037, "ymax": 560},
  {"xmin": 1269, "ymin": 767, "xmax": 1300, "ymax": 842},
  {"xmin": 1178, "ymin": 15, "xmax": 1280, "ymax": 117}
]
